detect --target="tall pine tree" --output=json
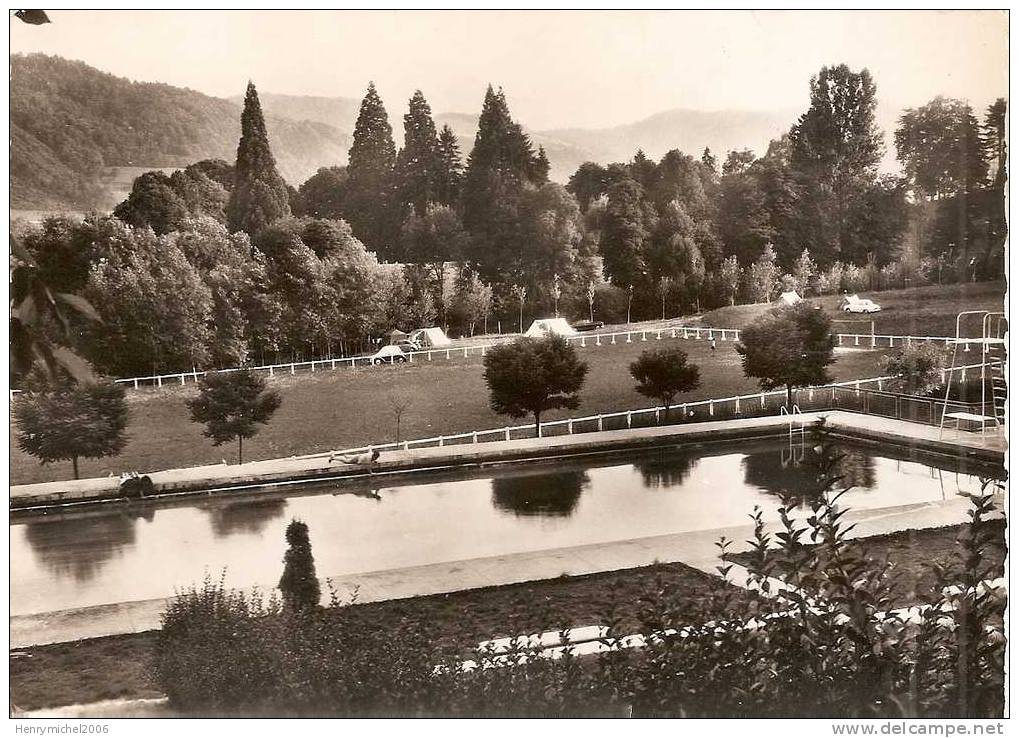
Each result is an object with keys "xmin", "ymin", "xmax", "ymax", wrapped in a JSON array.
[
  {"xmin": 396, "ymin": 90, "xmax": 441, "ymax": 218},
  {"xmin": 434, "ymin": 124, "xmax": 464, "ymax": 206},
  {"xmin": 462, "ymin": 86, "xmax": 545, "ymax": 279},
  {"xmin": 345, "ymin": 82, "xmax": 397, "ymax": 256},
  {"xmin": 227, "ymin": 82, "xmax": 291, "ymax": 237}
]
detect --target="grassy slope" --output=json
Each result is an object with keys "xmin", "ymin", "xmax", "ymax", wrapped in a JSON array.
[
  {"xmin": 11, "ymin": 522, "xmax": 1003, "ymax": 712},
  {"xmin": 10, "ymin": 339, "xmax": 890, "ymax": 485},
  {"xmin": 700, "ymin": 282, "xmax": 1006, "ymax": 337}
]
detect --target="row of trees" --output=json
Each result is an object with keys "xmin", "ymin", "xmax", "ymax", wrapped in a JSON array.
[{"xmin": 25, "ymin": 66, "xmax": 1005, "ymax": 380}]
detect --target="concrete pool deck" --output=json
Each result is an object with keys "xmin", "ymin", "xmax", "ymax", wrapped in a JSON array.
[
  {"xmin": 9, "ymin": 410, "xmax": 1005, "ymax": 511},
  {"xmin": 10, "ymin": 489, "xmax": 1004, "ymax": 648}
]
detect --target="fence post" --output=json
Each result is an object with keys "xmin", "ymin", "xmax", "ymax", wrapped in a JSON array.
[
  {"xmin": 696, "ymin": 328, "xmax": 701, "ymax": 340},
  {"xmin": 734, "ymin": 397, "xmax": 741, "ymax": 415},
  {"xmin": 290, "ymin": 364, "xmax": 295, "ymax": 375},
  {"xmin": 611, "ymin": 334, "xmax": 617, "ymax": 345},
  {"xmin": 626, "ymin": 332, "xmax": 632, "ymax": 344},
  {"xmin": 760, "ymin": 393, "xmax": 765, "ymax": 408},
  {"xmin": 596, "ymin": 335, "xmax": 601, "ymax": 346},
  {"xmin": 179, "ymin": 374, "xmax": 185, "ymax": 386},
  {"xmin": 269, "ymin": 366, "xmax": 274, "ymax": 377},
  {"xmin": 505, "ymin": 427, "xmax": 511, "ymax": 441},
  {"xmin": 656, "ymin": 330, "xmax": 662, "ymax": 340},
  {"xmin": 831, "ymin": 385, "xmax": 836, "ymax": 403},
  {"xmin": 854, "ymin": 335, "xmax": 860, "ymax": 346},
  {"xmin": 581, "ymin": 336, "xmax": 586, "ymax": 347},
  {"xmin": 157, "ymin": 376, "xmax": 163, "ymax": 388},
  {"xmin": 709, "ymin": 400, "xmax": 714, "ymax": 416},
  {"xmin": 133, "ymin": 378, "xmax": 139, "ymax": 389},
  {"xmin": 446, "ymin": 349, "xmax": 451, "ymax": 359},
  {"xmin": 568, "ymin": 420, "xmax": 574, "ymax": 434},
  {"xmin": 537, "ymin": 423, "xmax": 542, "ymax": 438},
  {"xmin": 598, "ymin": 415, "xmax": 604, "ymax": 431},
  {"xmin": 472, "ymin": 432, "xmax": 478, "ymax": 444},
  {"xmin": 671, "ymin": 329, "xmax": 676, "ymax": 338},
  {"xmin": 641, "ymin": 331, "xmax": 647, "ymax": 341},
  {"xmin": 626, "ymin": 411, "xmax": 632, "ymax": 428},
  {"xmin": 877, "ymin": 379, "xmax": 882, "ymax": 391},
  {"xmin": 655, "ymin": 408, "xmax": 661, "ymax": 424},
  {"xmin": 438, "ymin": 436, "xmax": 444, "ymax": 447},
  {"xmin": 839, "ymin": 335, "xmax": 844, "ymax": 346}
]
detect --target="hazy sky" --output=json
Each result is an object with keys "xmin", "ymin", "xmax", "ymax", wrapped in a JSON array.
[{"xmin": 10, "ymin": 10, "xmax": 1008, "ymax": 130}]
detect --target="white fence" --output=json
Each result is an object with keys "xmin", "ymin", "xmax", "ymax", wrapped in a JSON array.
[
  {"xmin": 306, "ymin": 364, "xmax": 988, "ymax": 461},
  {"xmin": 86, "ymin": 328, "xmax": 956, "ymax": 391}
]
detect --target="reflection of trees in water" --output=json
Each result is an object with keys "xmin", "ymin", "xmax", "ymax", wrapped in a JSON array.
[
  {"xmin": 634, "ymin": 454, "xmax": 698, "ymax": 489},
  {"xmin": 742, "ymin": 445, "xmax": 877, "ymax": 509},
  {"xmin": 22, "ymin": 507, "xmax": 154, "ymax": 584},
  {"xmin": 491, "ymin": 470, "xmax": 589, "ymax": 517},
  {"xmin": 204, "ymin": 498, "xmax": 287, "ymax": 537}
]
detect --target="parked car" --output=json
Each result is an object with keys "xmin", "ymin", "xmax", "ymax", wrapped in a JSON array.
[
  {"xmin": 369, "ymin": 344, "xmax": 413, "ymax": 365},
  {"xmin": 393, "ymin": 338, "xmax": 422, "ymax": 351},
  {"xmin": 841, "ymin": 295, "xmax": 882, "ymax": 313},
  {"xmin": 573, "ymin": 320, "xmax": 605, "ymax": 332}
]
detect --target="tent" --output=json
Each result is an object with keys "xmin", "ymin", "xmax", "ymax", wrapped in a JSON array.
[
  {"xmin": 524, "ymin": 318, "xmax": 578, "ymax": 338},
  {"xmin": 409, "ymin": 327, "xmax": 452, "ymax": 348},
  {"xmin": 386, "ymin": 329, "xmax": 409, "ymax": 345},
  {"xmin": 777, "ymin": 291, "xmax": 803, "ymax": 306}
]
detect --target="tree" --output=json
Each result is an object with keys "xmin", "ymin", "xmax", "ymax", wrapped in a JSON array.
[
  {"xmin": 15, "ymin": 380, "xmax": 129, "ymax": 479},
  {"xmin": 226, "ymin": 82, "xmax": 292, "ymax": 237},
  {"xmin": 718, "ymin": 255, "xmax": 742, "ymax": 306},
  {"xmin": 399, "ymin": 204, "xmax": 468, "ymax": 323},
  {"xmin": 881, "ymin": 343, "xmax": 949, "ymax": 396},
  {"xmin": 600, "ymin": 178, "xmax": 655, "ymax": 293},
  {"xmin": 345, "ymin": 82, "xmax": 397, "ymax": 255},
  {"xmin": 567, "ymin": 162, "xmax": 610, "ymax": 212},
  {"xmin": 278, "ymin": 519, "xmax": 320, "ymax": 612},
  {"xmin": 294, "ymin": 166, "xmax": 348, "ymax": 220},
  {"xmin": 895, "ymin": 97, "xmax": 987, "ymax": 201},
  {"xmin": 512, "ymin": 284, "xmax": 527, "ymax": 332},
  {"xmin": 434, "ymin": 124, "xmax": 464, "ymax": 206},
  {"xmin": 748, "ymin": 243, "xmax": 780, "ymax": 303},
  {"xmin": 736, "ymin": 302, "xmax": 836, "ymax": 407},
  {"xmin": 790, "ymin": 64, "xmax": 883, "ymax": 263},
  {"xmin": 396, "ymin": 90, "xmax": 441, "ymax": 217},
  {"xmin": 83, "ymin": 229, "xmax": 214, "ymax": 377},
  {"xmin": 451, "ymin": 270, "xmax": 493, "ymax": 336},
  {"xmin": 630, "ymin": 347, "xmax": 701, "ymax": 421},
  {"xmin": 791, "ymin": 249, "xmax": 817, "ymax": 295},
  {"xmin": 482, "ymin": 334, "xmax": 588, "ymax": 437},
  {"xmin": 186, "ymin": 369, "xmax": 282, "ymax": 464},
  {"xmin": 113, "ymin": 171, "xmax": 189, "ymax": 235}
]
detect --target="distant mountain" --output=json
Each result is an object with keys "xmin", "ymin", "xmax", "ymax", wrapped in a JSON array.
[{"xmin": 10, "ymin": 54, "xmax": 350, "ymax": 211}]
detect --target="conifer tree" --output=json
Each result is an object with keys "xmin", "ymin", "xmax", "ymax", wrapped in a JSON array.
[
  {"xmin": 227, "ymin": 82, "xmax": 291, "ymax": 237},
  {"xmin": 345, "ymin": 82, "xmax": 397, "ymax": 256},
  {"xmin": 532, "ymin": 146, "xmax": 551, "ymax": 184},
  {"xmin": 396, "ymin": 90, "xmax": 441, "ymax": 217},
  {"xmin": 434, "ymin": 124, "xmax": 464, "ymax": 206},
  {"xmin": 278, "ymin": 519, "xmax": 320, "ymax": 611}
]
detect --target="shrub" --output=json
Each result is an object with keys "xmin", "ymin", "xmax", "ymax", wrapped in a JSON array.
[{"xmin": 279, "ymin": 520, "xmax": 321, "ymax": 612}]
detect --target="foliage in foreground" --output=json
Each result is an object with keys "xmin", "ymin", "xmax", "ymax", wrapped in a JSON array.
[{"xmin": 156, "ymin": 428, "xmax": 1005, "ymax": 717}]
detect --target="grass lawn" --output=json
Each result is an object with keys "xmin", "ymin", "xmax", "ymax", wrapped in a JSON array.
[
  {"xmin": 701, "ymin": 281, "xmax": 1006, "ymax": 338},
  {"xmin": 10, "ymin": 559, "xmax": 747, "ymax": 712},
  {"xmin": 728, "ymin": 519, "xmax": 1006, "ymax": 607},
  {"xmin": 10, "ymin": 337, "xmax": 891, "ymax": 484}
]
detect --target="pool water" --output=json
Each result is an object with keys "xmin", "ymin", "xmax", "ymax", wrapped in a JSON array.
[{"xmin": 10, "ymin": 438, "xmax": 987, "ymax": 616}]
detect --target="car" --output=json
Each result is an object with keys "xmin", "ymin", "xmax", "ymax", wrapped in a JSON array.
[
  {"xmin": 393, "ymin": 338, "xmax": 422, "ymax": 351},
  {"xmin": 369, "ymin": 344, "xmax": 413, "ymax": 365},
  {"xmin": 841, "ymin": 295, "xmax": 882, "ymax": 313},
  {"xmin": 573, "ymin": 320, "xmax": 605, "ymax": 332}
]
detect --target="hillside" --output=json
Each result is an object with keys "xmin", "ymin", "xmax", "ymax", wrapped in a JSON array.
[{"xmin": 10, "ymin": 54, "xmax": 350, "ymax": 211}]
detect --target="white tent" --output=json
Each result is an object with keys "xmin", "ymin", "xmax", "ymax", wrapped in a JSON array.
[
  {"xmin": 777, "ymin": 291, "xmax": 803, "ymax": 306},
  {"xmin": 409, "ymin": 327, "xmax": 452, "ymax": 347},
  {"xmin": 524, "ymin": 318, "xmax": 578, "ymax": 338}
]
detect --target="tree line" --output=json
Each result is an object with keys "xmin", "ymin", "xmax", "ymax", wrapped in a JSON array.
[{"xmin": 15, "ymin": 65, "xmax": 1006, "ymax": 381}]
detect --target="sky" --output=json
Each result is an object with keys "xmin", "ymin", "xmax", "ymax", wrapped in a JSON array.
[{"xmin": 9, "ymin": 10, "xmax": 1008, "ymax": 130}]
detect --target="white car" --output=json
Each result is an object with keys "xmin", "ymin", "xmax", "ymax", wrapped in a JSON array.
[
  {"xmin": 368, "ymin": 345, "xmax": 413, "ymax": 365},
  {"xmin": 841, "ymin": 295, "xmax": 882, "ymax": 314}
]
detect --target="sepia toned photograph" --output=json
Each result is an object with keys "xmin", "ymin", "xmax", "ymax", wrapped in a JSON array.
[{"xmin": 7, "ymin": 8, "xmax": 1009, "ymax": 723}]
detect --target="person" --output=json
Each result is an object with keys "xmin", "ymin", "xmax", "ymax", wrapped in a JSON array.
[{"xmin": 330, "ymin": 449, "xmax": 381, "ymax": 466}]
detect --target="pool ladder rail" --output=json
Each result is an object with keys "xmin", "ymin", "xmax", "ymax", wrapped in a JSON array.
[{"xmin": 780, "ymin": 404, "xmax": 806, "ymax": 440}]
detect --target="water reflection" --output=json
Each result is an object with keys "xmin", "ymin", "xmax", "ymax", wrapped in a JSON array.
[
  {"xmin": 491, "ymin": 470, "xmax": 589, "ymax": 517},
  {"xmin": 23, "ymin": 507, "xmax": 153, "ymax": 583},
  {"xmin": 634, "ymin": 454, "xmax": 698, "ymax": 489},
  {"xmin": 742, "ymin": 444, "xmax": 877, "ymax": 508},
  {"xmin": 203, "ymin": 498, "xmax": 288, "ymax": 537}
]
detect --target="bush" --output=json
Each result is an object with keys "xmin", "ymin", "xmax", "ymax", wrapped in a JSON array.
[{"xmin": 155, "ymin": 425, "xmax": 1005, "ymax": 717}]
